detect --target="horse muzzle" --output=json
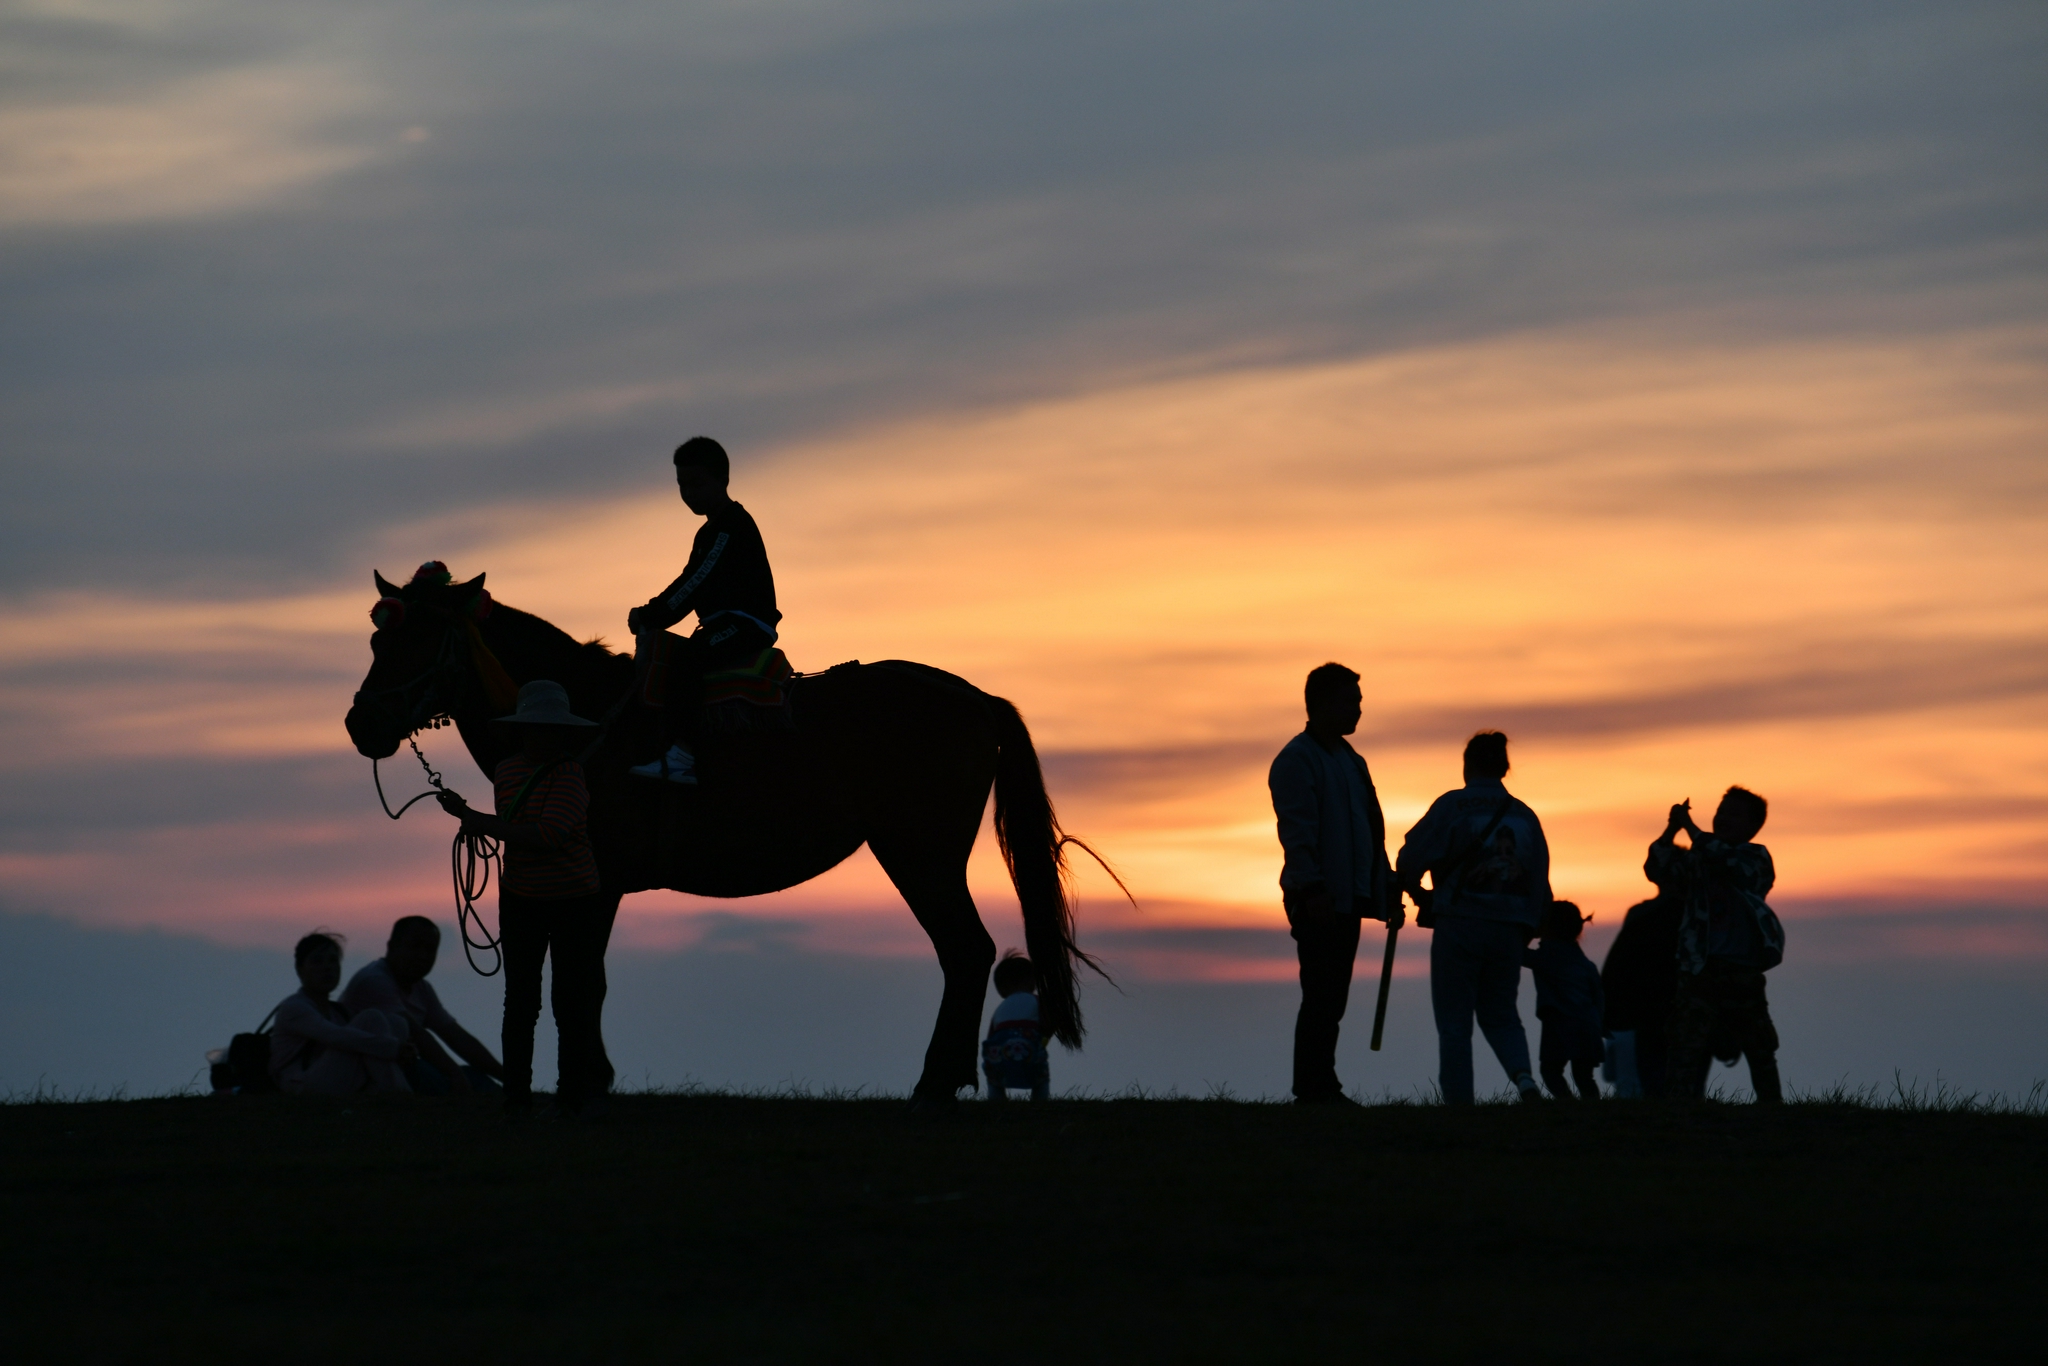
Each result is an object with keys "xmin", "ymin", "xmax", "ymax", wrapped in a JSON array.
[{"xmin": 345, "ymin": 695, "xmax": 405, "ymax": 760}]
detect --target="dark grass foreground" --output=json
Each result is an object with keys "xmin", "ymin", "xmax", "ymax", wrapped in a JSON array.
[{"xmin": 4, "ymin": 1089, "xmax": 2043, "ymax": 1363}]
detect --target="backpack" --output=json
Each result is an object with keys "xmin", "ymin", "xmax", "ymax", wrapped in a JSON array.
[
  {"xmin": 1412, "ymin": 793, "xmax": 1515, "ymax": 928},
  {"xmin": 212, "ymin": 1008, "xmax": 279, "ymax": 1093},
  {"xmin": 1749, "ymin": 893, "xmax": 1787, "ymax": 972}
]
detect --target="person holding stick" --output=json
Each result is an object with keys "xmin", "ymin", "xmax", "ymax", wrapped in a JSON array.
[{"xmin": 1267, "ymin": 663, "xmax": 1402, "ymax": 1105}]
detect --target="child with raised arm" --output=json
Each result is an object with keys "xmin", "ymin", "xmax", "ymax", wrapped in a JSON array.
[
  {"xmin": 982, "ymin": 952, "xmax": 1051, "ymax": 1102},
  {"xmin": 1524, "ymin": 900, "xmax": 1604, "ymax": 1100},
  {"xmin": 1649, "ymin": 786, "xmax": 1785, "ymax": 1103}
]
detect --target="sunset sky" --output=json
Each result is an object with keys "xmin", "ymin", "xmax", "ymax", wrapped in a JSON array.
[{"xmin": 4, "ymin": 1, "xmax": 2043, "ymax": 1094}]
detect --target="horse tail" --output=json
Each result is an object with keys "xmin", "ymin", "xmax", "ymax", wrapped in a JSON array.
[{"xmin": 986, "ymin": 693, "xmax": 1119, "ymax": 1049}]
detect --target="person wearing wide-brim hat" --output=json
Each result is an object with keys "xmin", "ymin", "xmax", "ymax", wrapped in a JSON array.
[{"xmin": 436, "ymin": 680, "xmax": 615, "ymax": 1115}]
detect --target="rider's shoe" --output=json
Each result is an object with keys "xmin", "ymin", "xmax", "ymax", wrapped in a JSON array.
[{"xmin": 628, "ymin": 743, "xmax": 699, "ymax": 785}]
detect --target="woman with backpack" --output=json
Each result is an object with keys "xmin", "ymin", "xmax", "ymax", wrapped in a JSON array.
[{"xmin": 1395, "ymin": 732, "xmax": 1554, "ymax": 1106}]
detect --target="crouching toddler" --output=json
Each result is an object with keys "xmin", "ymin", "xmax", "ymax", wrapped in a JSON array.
[{"xmin": 983, "ymin": 952, "xmax": 1050, "ymax": 1102}]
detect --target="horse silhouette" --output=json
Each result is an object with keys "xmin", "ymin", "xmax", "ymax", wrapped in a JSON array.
[{"xmin": 343, "ymin": 568, "xmax": 1106, "ymax": 1101}]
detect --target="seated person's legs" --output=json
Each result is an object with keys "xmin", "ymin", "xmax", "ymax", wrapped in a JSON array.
[
  {"xmin": 290, "ymin": 1008, "xmax": 410, "ymax": 1096},
  {"xmin": 349, "ymin": 1008, "xmax": 413, "ymax": 1094}
]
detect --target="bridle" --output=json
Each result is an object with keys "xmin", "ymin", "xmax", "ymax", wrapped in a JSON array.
[
  {"xmin": 357, "ymin": 610, "xmax": 508, "ymax": 976},
  {"xmin": 354, "ymin": 594, "xmax": 631, "ymax": 978},
  {"xmin": 351, "ymin": 615, "xmax": 466, "ymax": 740}
]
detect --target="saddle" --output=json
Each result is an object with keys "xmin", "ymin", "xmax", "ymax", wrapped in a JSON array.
[{"xmin": 637, "ymin": 635, "xmax": 797, "ymax": 735}]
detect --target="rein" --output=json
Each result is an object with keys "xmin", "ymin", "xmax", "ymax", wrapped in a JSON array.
[{"xmin": 374, "ymin": 736, "xmax": 506, "ymax": 977}]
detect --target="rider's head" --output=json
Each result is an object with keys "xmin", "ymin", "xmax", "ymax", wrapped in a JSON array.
[
  {"xmin": 1463, "ymin": 731, "xmax": 1510, "ymax": 783},
  {"xmin": 1303, "ymin": 663, "xmax": 1362, "ymax": 738},
  {"xmin": 385, "ymin": 916, "xmax": 441, "ymax": 986},
  {"xmin": 674, "ymin": 437, "xmax": 731, "ymax": 514}
]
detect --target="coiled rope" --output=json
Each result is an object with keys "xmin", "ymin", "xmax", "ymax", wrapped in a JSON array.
[{"xmin": 374, "ymin": 734, "xmax": 504, "ymax": 977}]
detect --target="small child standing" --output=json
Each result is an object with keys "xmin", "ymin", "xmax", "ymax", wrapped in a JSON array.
[
  {"xmin": 982, "ymin": 952, "xmax": 1051, "ymax": 1102},
  {"xmin": 1524, "ymin": 900, "xmax": 1605, "ymax": 1100}
]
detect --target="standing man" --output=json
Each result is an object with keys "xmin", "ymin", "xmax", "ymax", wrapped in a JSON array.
[
  {"xmin": 1397, "ymin": 731, "xmax": 1550, "ymax": 1105},
  {"xmin": 1268, "ymin": 663, "xmax": 1401, "ymax": 1105}
]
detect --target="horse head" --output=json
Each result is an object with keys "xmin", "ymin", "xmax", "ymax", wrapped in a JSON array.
[{"xmin": 344, "ymin": 561, "xmax": 496, "ymax": 758}]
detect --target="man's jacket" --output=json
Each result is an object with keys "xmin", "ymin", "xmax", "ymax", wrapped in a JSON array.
[
  {"xmin": 1395, "ymin": 779, "xmax": 1552, "ymax": 930},
  {"xmin": 1645, "ymin": 836, "xmax": 1782, "ymax": 975},
  {"xmin": 640, "ymin": 502, "xmax": 780, "ymax": 638},
  {"xmin": 1267, "ymin": 731, "xmax": 1392, "ymax": 918}
]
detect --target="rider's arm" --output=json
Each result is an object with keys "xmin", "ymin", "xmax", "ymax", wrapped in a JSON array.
[{"xmin": 638, "ymin": 526, "xmax": 730, "ymax": 633}]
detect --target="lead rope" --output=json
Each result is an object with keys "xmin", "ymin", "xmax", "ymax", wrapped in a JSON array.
[{"xmin": 373, "ymin": 736, "xmax": 504, "ymax": 977}]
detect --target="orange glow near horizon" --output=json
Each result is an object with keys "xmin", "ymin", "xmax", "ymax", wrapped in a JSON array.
[{"xmin": 3, "ymin": 325, "xmax": 2044, "ymax": 963}]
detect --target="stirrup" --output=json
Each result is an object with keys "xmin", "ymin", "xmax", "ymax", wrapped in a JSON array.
[{"xmin": 628, "ymin": 745, "xmax": 698, "ymax": 785}]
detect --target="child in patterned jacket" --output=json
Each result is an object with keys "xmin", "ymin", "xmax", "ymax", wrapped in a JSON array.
[{"xmin": 983, "ymin": 952, "xmax": 1051, "ymax": 1102}]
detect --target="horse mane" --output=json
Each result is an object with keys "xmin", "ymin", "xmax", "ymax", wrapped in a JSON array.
[{"xmin": 485, "ymin": 601, "xmax": 623, "ymax": 660}]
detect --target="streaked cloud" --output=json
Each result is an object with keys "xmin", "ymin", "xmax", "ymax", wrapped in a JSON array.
[
  {"xmin": 5, "ymin": 2, "xmax": 2044, "ymax": 589},
  {"xmin": 3, "ymin": 326, "xmax": 2043, "ymax": 961},
  {"xmin": 0, "ymin": 62, "xmax": 378, "ymax": 226}
]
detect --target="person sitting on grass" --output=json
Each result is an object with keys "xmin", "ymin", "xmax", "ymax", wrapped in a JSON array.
[
  {"xmin": 269, "ymin": 931, "xmax": 417, "ymax": 1096},
  {"xmin": 339, "ymin": 916, "xmax": 504, "ymax": 1096},
  {"xmin": 1649, "ymin": 787, "xmax": 1785, "ymax": 1104},
  {"xmin": 1524, "ymin": 900, "xmax": 1604, "ymax": 1100},
  {"xmin": 982, "ymin": 952, "xmax": 1050, "ymax": 1102}
]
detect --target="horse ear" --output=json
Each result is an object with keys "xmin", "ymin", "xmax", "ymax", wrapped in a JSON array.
[
  {"xmin": 457, "ymin": 573, "xmax": 486, "ymax": 593},
  {"xmin": 374, "ymin": 570, "xmax": 400, "ymax": 597}
]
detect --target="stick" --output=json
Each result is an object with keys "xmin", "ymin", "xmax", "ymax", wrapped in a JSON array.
[{"xmin": 1369, "ymin": 918, "xmax": 1399, "ymax": 1051}]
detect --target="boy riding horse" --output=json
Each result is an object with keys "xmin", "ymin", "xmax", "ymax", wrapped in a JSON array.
[{"xmin": 626, "ymin": 436, "xmax": 782, "ymax": 785}]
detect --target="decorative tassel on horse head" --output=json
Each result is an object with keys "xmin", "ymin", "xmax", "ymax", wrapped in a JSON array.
[{"xmin": 462, "ymin": 618, "xmax": 520, "ymax": 716}]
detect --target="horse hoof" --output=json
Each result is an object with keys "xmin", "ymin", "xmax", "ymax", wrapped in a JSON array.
[{"xmin": 907, "ymin": 1088, "xmax": 961, "ymax": 1116}]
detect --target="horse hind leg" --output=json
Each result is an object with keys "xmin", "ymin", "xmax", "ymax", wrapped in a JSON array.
[{"xmin": 870, "ymin": 837, "xmax": 995, "ymax": 1101}]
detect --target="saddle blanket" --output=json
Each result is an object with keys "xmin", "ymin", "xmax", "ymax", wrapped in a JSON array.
[{"xmin": 704, "ymin": 647, "xmax": 796, "ymax": 707}]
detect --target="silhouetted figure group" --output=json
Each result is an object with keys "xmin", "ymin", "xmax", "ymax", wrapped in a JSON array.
[
  {"xmin": 297, "ymin": 437, "xmax": 1791, "ymax": 1112},
  {"xmin": 1270, "ymin": 662, "xmax": 1786, "ymax": 1105},
  {"xmin": 266, "ymin": 920, "xmax": 504, "ymax": 1096}
]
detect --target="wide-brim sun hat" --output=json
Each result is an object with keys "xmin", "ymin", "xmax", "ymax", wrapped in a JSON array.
[{"xmin": 495, "ymin": 679, "xmax": 598, "ymax": 727}]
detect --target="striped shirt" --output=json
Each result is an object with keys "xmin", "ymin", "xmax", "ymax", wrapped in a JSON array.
[{"xmin": 493, "ymin": 755, "xmax": 601, "ymax": 898}]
